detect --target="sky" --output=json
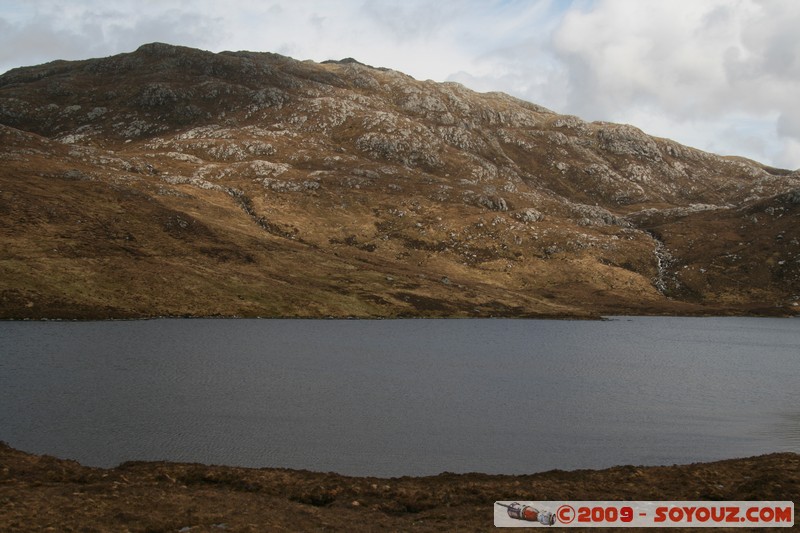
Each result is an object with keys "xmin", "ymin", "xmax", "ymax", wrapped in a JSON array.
[{"xmin": 1, "ymin": 0, "xmax": 799, "ymax": 170}]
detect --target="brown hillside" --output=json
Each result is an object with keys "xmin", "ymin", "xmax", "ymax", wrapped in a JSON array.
[{"xmin": 1, "ymin": 43, "xmax": 799, "ymax": 318}]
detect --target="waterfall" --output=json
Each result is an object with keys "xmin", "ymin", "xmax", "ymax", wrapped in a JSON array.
[{"xmin": 648, "ymin": 232, "xmax": 674, "ymax": 295}]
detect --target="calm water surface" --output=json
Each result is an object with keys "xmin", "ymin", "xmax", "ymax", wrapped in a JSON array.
[{"xmin": 0, "ymin": 317, "xmax": 798, "ymax": 476}]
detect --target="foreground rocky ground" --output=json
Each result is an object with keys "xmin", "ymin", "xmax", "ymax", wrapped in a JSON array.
[{"xmin": 1, "ymin": 443, "xmax": 797, "ymax": 531}]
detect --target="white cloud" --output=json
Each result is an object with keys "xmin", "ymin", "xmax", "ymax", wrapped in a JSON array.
[
  {"xmin": 0, "ymin": 0, "xmax": 798, "ymax": 169},
  {"xmin": 778, "ymin": 139, "xmax": 800, "ymax": 170},
  {"xmin": 0, "ymin": 1, "xmax": 225, "ymax": 69},
  {"xmin": 548, "ymin": 0, "xmax": 800, "ymax": 169}
]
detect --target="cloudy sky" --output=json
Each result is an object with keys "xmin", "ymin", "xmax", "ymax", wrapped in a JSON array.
[{"xmin": 1, "ymin": 0, "xmax": 799, "ymax": 169}]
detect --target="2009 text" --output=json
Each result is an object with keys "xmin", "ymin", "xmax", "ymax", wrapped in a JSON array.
[{"xmin": 495, "ymin": 501, "xmax": 794, "ymax": 528}]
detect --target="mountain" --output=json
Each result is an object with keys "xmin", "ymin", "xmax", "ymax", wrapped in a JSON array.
[{"xmin": 1, "ymin": 43, "xmax": 798, "ymax": 318}]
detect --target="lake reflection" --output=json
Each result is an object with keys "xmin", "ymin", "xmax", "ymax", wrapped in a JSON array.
[{"xmin": 0, "ymin": 317, "xmax": 798, "ymax": 476}]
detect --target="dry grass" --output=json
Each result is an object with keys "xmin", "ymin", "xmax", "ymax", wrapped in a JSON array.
[{"xmin": 1, "ymin": 443, "xmax": 798, "ymax": 532}]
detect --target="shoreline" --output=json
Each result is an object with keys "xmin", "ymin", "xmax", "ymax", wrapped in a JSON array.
[
  {"xmin": 2, "ymin": 443, "xmax": 797, "ymax": 531},
  {"xmin": 1, "ymin": 308, "xmax": 798, "ymax": 322}
]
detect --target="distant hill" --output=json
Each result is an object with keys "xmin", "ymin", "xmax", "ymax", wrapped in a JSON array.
[{"xmin": 1, "ymin": 43, "xmax": 798, "ymax": 318}]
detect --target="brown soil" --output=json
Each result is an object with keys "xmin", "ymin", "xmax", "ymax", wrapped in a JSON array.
[{"xmin": 1, "ymin": 443, "xmax": 797, "ymax": 532}]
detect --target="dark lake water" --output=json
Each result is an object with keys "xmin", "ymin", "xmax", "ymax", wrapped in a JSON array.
[{"xmin": 1, "ymin": 317, "xmax": 798, "ymax": 477}]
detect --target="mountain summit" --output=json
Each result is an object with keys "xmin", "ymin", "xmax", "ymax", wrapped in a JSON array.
[{"xmin": 1, "ymin": 43, "xmax": 798, "ymax": 318}]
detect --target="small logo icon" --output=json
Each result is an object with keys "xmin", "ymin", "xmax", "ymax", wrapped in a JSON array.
[{"xmin": 496, "ymin": 502, "xmax": 556, "ymax": 525}]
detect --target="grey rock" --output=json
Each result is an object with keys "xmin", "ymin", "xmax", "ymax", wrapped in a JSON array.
[
  {"xmin": 597, "ymin": 124, "xmax": 663, "ymax": 161},
  {"xmin": 478, "ymin": 195, "xmax": 508, "ymax": 211},
  {"xmin": 514, "ymin": 208, "xmax": 544, "ymax": 223}
]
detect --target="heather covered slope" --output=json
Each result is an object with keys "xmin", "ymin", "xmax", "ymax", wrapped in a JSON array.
[
  {"xmin": 1, "ymin": 443, "xmax": 798, "ymax": 532},
  {"xmin": 1, "ymin": 43, "xmax": 799, "ymax": 318}
]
